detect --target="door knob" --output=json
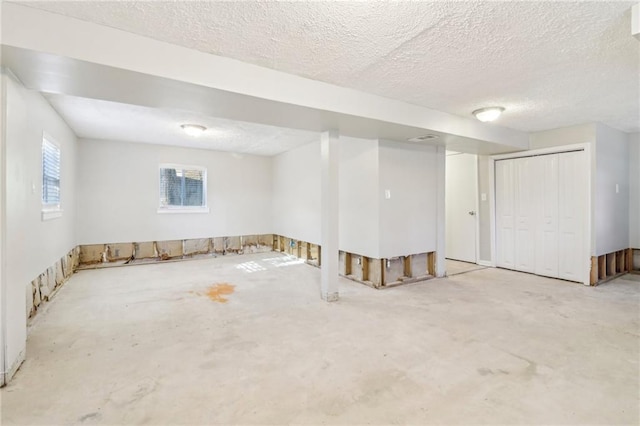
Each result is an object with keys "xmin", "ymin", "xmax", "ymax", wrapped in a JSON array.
[{"xmin": 468, "ymin": 211, "xmax": 476, "ymax": 216}]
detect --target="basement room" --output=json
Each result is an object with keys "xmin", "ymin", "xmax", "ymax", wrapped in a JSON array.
[{"xmin": 1, "ymin": 1, "xmax": 639, "ymax": 425}]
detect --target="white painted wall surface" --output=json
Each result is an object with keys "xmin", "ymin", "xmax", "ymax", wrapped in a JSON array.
[
  {"xmin": 77, "ymin": 139, "xmax": 272, "ymax": 244},
  {"xmin": 595, "ymin": 124, "xmax": 629, "ymax": 255},
  {"xmin": 339, "ymin": 137, "xmax": 379, "ymax": 258},
  {"xmin": 378, "ymin": 140, "xmax": 438, "ymax": 259},
  {"xmin": 628, "ymin": 132, "xmax": 639, "ymax": 249},
  {"xmin": 529, "ymin": 123, "xmax": 596, "ymax": 150},
  {"xmin": 271, "ymin": 141, "xmax": 321, "ymax": 244},
  {"xmin": 3, "ymin": 72, "xmax": 78, "ymax": 377}
]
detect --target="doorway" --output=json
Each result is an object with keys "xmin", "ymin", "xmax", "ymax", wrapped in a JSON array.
[{"xmin": 445, "ymin": 152, "xmax": 478, "ymax": 263}]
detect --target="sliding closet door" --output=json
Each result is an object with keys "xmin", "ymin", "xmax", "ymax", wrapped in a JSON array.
[
  {"xmin": 495, "ymin": 160, "xmax": 515, "ymax": 269},
  {"xmin": 558, "ymin": 151, "xmax": 587, "ymax": 282},
  {"xmin": 513, "ymin": 157, "xmax": 536, "ymax": 273},
  {"xmin": 534, "ymin": 154, "xmax": 559, "ymax": 278}
]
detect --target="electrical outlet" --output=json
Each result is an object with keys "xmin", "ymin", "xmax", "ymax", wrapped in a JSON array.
[
  {"xmin": 384, "ymin": 189, "xmax": 391, "ymax": 199},
  {"xmin": 615, "ymin": 184, "xmax": 619, "ymax": 194},
  {"xmin": 481, "ymin": 193, "xmax": 487, "ymax": 201}
]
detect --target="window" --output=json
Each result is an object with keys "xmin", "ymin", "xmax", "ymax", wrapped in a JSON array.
[
  {"xmin": 42, "ymin": 135, "xmax": 62, "ymax": 220},
  {"xmin": 158, "ymin": 164, "xmax": 208, "ymax": 213}
]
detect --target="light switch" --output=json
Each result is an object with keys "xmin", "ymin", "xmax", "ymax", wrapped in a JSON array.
[
  {"xmin": 615, "ymin": 184, "xmax": 619, "ymax": 194},
  {"xmin": 31, "ymin": 182, "xmax": 36, "ymax": 194},
  {"xmin": 481, "ymin": 193, "xmax": 487, "ymax": 201},
  {"xmin": 385, "ymin": 189, "xmax": 391, "ymax": 199}
]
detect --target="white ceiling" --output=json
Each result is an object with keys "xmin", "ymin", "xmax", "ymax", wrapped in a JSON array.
[
  {"xmin": 20, "ymin": 0, "xmax": 640, "ymax": 133},
  {"xmin": 46, "ymin": 94, "xmax": 320, "ymax": 156}
]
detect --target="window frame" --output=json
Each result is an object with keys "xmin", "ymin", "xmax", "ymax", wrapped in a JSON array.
[
  {"xmin": 41, "ymin": 132, "xmax": 63, "ymax": 221},
  {"xmin": 157, "ymin": 163, "xmax": 209, "ymax": 214}
]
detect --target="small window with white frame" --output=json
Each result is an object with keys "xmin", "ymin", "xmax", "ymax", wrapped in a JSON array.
[
  {"xmin": 158, "ymin": 164, "xmax": 208, "ymax": 213},
  {"xmin": 42, "ymin": 134, "xmax": 62, "ymax": 220}
]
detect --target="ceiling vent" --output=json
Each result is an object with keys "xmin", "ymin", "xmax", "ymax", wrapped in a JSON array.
[{"xmin": 407, "ymin": 134, "xmax": 439, "ymax": 143}]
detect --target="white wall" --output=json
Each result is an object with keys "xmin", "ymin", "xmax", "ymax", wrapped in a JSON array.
[
  {"xmin": 378, "ymin": 140, "xmax": 438, "ymax": 258},
  {"xmin": 77, "ymin": 139, "xmax": 272, "ymax": 244},
  {"xmin": 627, "ymin": 132, "xmax": 639, "ymax": 249},
  {"xmin": 529, "ymin": 123, "xmax": 596, "ymax": 149},
  {"xmin": 595, "ymin": 124, "xmax": 629, "ymax": 255},
  {"xmin": 339, "ymin": 137, "xmax": 379, "ymax": 258},
  {"xmin": 271, "ymin": 141, "xmax": 321, "ymax": 244},
  {"xmin": 2, "ymin": 72, "xmax": 78, "ymax": 378}
]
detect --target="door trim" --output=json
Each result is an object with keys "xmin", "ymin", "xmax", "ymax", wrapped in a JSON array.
[{"xmin": 489, "ymin": 143, "xmax": 592, "ymax": 286}]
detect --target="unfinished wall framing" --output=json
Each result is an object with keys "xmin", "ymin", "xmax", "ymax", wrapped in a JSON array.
[
  {"xmin": 78, "ymin": 234, "xmax": 275, "ymax": 267},
  {"xmin": 27, "ymin": 247, "xmax": 80, "ymax": 319},
  {"xmin": 273, "ymin": 234, "xmax": 436, "ymax": 289},
  {"xmin": 590, "ymin": 248, "xmax": 636, "ymax": 285}
]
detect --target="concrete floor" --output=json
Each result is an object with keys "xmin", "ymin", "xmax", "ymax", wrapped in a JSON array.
[
  {"xmin": 2, "ymin": 252, "xmax": 639, "ymax": 425},
  {"xmin": 446, "ymin": 259, "xmax": 487, "ymax": 276}
]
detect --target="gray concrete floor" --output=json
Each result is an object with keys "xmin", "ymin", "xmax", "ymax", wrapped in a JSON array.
[
  {"xmin": 446, "ymin": 259, "xmax": 487, "ymax": 276},
  {"xmin": 2, "ymin": 252, "xmax": 639, "ymax": 425}
]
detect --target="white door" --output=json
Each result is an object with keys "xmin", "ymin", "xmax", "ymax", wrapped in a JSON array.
[
  {"xmin": 445, "ymin": 153, "xmax": 477, "ymax": 263},
  {"xmin": 514, "ymin": 157, "xmax": 536, "ymax": 273},
  {"xmin": 558, "ymin": 151, "xmax": 587, "ymax": 281},
  {"xmin": 535, "ymin": 154, "xmax": 559, "ymax": 278},
  {"xmin": 495, "ymin": 160, "xmax": 515, "ymax": 269}
]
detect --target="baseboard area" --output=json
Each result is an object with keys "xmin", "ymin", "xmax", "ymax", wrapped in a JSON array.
[
  {"xmin": 590, "ymin": 248, "xmax": 638, "ymax": 286},
  {"xmin": 273, "ymin": 234, "xmax": 436, "ymax": 289},
  {"xmin": 1, "ymin": 348, "xmax": 25, "ymax": 387}
]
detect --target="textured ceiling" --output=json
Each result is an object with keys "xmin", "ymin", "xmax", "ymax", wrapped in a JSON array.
[
  {"xmin": 45, "ymin": 94, "xmax": 320, "ymax": 156},
  {"xmin": 19, "ymin": 0, "xmax": 640, "ymax": 133}
]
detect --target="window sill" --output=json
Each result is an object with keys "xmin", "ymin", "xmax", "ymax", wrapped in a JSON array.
[
  {"xmin": 42, "ymin": 209, "xmax": 63, "ymax": 221},
  {"xmin": 157, "ymin": 207, "xmax": 210, "ymax": 214}
]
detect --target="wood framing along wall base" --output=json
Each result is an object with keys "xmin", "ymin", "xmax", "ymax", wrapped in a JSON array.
[
  {"xmin": 272, "ymin": 235, "xmax": 435, "ymax": 289},
  {"xmin": 77, "ymin": 234, "xmax": 275, "ymax": 269},
  {"xmin": 590, "ymin": 248, "xmax": 635, "ymax": 285}
]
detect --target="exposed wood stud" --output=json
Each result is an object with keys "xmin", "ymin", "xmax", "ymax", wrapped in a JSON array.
[
  {"xmin": 403, "ymin": 256, "xmax": 412, "ymax": 278},
  {"xmin": 380, "ymin": 259, "xmax": 386, "ymax": 287},
  {"xmin": 590, "ymin": 256, "xmax": 598, "ymax": 285},
  {"xmin": 606, "ymin": 253, "xmax": 616, "ymax": 277},
  {"xmin": 427, "ymin": 252, "xmax": 436, "ymax": 276},
  {"xmin": 345, "ymin": 252, "xmax": 352, "ymax": 276},
  {"xmin": 362, "ymin": 256, "xmax": 369, "ymax": 282},
  {"xmin": 598, "ymin": 255, "xmax": 606, "ymax": 280}
]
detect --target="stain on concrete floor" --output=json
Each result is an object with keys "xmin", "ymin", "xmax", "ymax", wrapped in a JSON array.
[{"xmin": 191, "ymin": 283, "xmax": 235, "ymax": 303}]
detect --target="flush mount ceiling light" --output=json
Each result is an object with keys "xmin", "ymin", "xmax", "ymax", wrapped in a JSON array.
[
  {"xmin": 472, "ymin": 107, "xmax": 505, "ymax": 122},
  {"xmin": 180, "ymin": 124, "xmax": 207, "ymax": 137}
]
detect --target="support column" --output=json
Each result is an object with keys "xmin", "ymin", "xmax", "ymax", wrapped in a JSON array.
[
  {"xmin": 435, "ymin": 145, "xmax": 446, "ymax": 277},
  {"xmin": 320, "ymin": 130, "xmax": 339, "ymax": 301}
]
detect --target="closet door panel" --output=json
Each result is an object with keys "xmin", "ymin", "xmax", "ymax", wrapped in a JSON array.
[
  {"xmin": 496, "ymin": 160, "xmax": 515, "ymax": 269},
  {"xmin": 558, "ymin": 151, "xmax": 587, "ymax": 282},
  {"xmin": 514, "ymin": 157, "xmax": 536, "ymax": 273},
  {"xmin": 535, "ymin": 154, "xmax": 559, "ymax": 278}
]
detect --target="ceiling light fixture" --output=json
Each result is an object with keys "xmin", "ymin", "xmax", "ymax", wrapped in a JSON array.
[
  {"xmin": 180, "ymin": 124, "xmax": 207, "ymax": 137},
  {"xmin": 472, "ymin": 107, "xmax": 505, "ymax": 122}
]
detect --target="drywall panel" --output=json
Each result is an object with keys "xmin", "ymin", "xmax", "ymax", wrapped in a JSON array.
[
  {"xmin": 339, "ymin": 137, "xmax": 379, "ymax": 258},
  {"xmin": 595, "ymin": 124, "xmax": 629, "ymax": 255},
  {"xmin": 77, "ymin": 139, "xmax": 272, "ymax": 244},
  {"xmin": 630, "ymin": 132, "xmax": 640, "ymax": 248},
  {"xmin": 271, "ymin": 141, "xmax": 321, "ymax": 244},
  {"xmin": 378, "ymin": 140, "xmax": 438, "ymax": 258},
  {"xmin": 2, "ymin": 72, "xmax": 78, "ymax": 377}
]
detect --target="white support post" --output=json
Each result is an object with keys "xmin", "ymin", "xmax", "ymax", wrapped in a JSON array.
[
  {"xmin": 320, "ymin": 130, "xmax": 339, "ymax": 302},
  {"xmin": 436, "ymin": 145, "xmax": 446, "ymax": 277}
]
